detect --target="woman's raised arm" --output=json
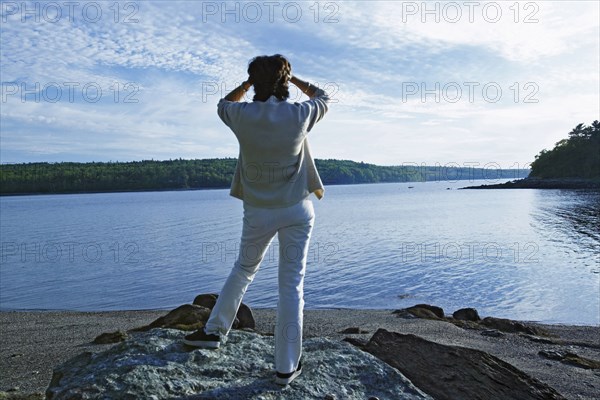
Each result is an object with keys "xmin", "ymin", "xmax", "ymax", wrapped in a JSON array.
[{"xmin": 223, "ymin": 79, "xmax": 253, "ymax": 102}]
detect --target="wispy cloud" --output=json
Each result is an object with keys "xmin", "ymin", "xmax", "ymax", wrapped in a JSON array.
[{"xmin": 1, "ymin": 0, "xmax": 598, "ymax": 166}]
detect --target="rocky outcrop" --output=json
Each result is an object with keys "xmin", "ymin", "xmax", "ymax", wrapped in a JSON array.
[
  {"xmin": 193, "ymin": 293, "xmax": 255, "ymax": 330},
  {"xmin": 46, "ymin": 329, "xmax": 431, "ymax": 400},
  {"xmin": 130, "ymin": 304, "xmax": 212, "ymax": 332},
  {"xmin": 363, "ymin": 329, "xmax": 566, "ymax": 400},
  {"xmin": 393, "ymin": 304, "xmax": 445, "ymax": 320},
  {"xmin": 452, "ymin": 308, "xmax": 480, "ymax": 321},
  {"xmin": 394, "ymin": 305, "xmax": 552, "ymax": 337},
  {"xmin": 480, "ymin": 317, "xmax": 551, "ymax": 336},
  {"xmin": 92, "ymin": 330, "xmax": 127, "ymax": 344},
  {"xmin": 128, "ymin": 294, "xmax": 256, "ymax": 333},
  {"xmin": 462, "ymin": 177, "xmax": 600, "ymax": 189},
  {"xmin": 539, "ymin": 349, "xmax": 600, "ymax": 369}
]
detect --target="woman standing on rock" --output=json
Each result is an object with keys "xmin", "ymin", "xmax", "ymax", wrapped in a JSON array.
[{"xmin": 184, "ymin": 54, "xmax": 330, "ymax": 386}]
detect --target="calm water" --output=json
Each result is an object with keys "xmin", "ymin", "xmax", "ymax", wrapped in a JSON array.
[{"xmin": 1, "ymin": 180, "xmax": 599, "ymax": 325}]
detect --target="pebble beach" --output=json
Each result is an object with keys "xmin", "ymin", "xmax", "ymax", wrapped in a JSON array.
[{"xmin": 1, "ymin": 308, "xmax": 599, "ymax": 399}]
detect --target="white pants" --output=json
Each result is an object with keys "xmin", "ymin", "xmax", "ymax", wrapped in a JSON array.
[{"xmin": 204, "ymin": 198, "xmax": 315, "ymax": 374}]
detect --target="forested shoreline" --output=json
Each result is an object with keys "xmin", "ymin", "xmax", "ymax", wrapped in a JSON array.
[
  {"xmin": 0, "ymin": 158, "xmax": 528, "ymax": 196},
  {"xmin": 529, "ymin": 121, "xmax": 600, "ymax": 179},
  {"xmin": 463, "ymin": 121, "xmax": 600, "ymax": 189}
]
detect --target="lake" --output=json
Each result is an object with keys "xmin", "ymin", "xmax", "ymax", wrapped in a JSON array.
[{"xmin": 1, "ymin": 180, "xmax": 599, "ymax": 325}]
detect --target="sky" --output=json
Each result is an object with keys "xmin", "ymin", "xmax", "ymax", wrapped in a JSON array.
[{"xmin": 1, "ymin": 0, "xmax": 599, "ymax": 169}]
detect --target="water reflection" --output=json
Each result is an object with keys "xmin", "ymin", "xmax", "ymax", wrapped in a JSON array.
[
  {"xmin": 531, "ymin": 190, "xmax": 600, "ymax": 257},
  {"xmin": 1, "ymin": 183, "xmax": 598, "ymax": 324}
]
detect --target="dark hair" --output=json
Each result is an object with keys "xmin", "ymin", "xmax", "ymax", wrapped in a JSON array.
[{"xmin": 247, "ymin": 54, "xmax": 291, "ymax": 102}]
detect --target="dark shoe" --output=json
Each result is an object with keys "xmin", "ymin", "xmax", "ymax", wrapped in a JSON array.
[
  {"xmin": 183, "ymin": 328, "xmax": 220, "ymax": 349},
  {"xmin": 275, "ymin": 361, "xmax": 302, "ymax": 385}
]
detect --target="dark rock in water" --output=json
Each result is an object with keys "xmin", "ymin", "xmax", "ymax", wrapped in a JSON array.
[
  {"xmin": 131, "ymin": 304, "xmax": 211, "ymax": 332},
  {"xmin": 92, "ymin": 330, "xmax": 127, "ymax": 344},
  {"xmin": 481, "ymin": 317, "xmax": 551, "ymax": 337},
  {"xmin": 363, "ymin": 328, "xmax": 566, "ymax": 400},
  {"xmin": 45, "ymin": 329, "xmax": 431, "ymax": 400},
  {"xmin": 339, "ymin": 327, "xmax": 369, "ymax": 334},
  {"xmin": 452, "ymin": 308, "xmax": 481, "ymax": 322},
  {"xmin": 404, "ymin": 304, "xmax": 445, "ymax": 319},
  {"xmin": 539, "ymin": 350, "xmax": 600, "ymax": 369},
  {"xmin": 193, "ymin": 293, "xmax": 256, "ymax": 330}
]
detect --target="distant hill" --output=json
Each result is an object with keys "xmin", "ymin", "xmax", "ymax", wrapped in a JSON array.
[{"xmin": 0, "ymin": 158, "xmax": 529, "ymax": 196}]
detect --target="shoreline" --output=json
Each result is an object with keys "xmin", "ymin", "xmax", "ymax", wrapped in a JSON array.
[
  {"xmin": 0, "ymin": 307, "xmax": 597, "ymax": 328},
  {"xmin": 0, "ymin": 178, "xmax": 524, "ymax": 197},
  {"xmin": 1, "ymin": 308, "xmax": 599, "ymax": 398},
  {"xmin": 462, "ymin": 177, "xmax": 600, "ymax": 189}
]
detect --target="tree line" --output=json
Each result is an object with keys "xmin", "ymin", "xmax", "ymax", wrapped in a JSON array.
[
  {"xmin": 529, "ymin": 120, "xmax": 600, "ymax": 179},
  {"xmin": 0, "ymin": 158, "xmax": 529, "ymax": 195}
]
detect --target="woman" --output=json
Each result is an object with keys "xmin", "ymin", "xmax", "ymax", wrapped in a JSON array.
[{"xmin": 184, "ymin": 54, "xmax": 330, "ymax": 386}]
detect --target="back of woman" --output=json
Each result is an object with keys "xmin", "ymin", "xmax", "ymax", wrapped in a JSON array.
[
  {"xmin": 217, "ymin": 55, "xmax": 329, "ymax": 208},
  {"xmin": 184, "ymin": 54, "xmax": 330, "ymax": 386}
]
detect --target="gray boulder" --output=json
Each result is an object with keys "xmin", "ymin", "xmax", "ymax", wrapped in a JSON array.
[{"xmin": 46, "ymin": 329, "xmax": 431, "ymax": 400}]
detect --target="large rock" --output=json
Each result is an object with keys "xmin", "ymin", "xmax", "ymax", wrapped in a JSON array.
[
  {"xmin": 394, "ymin": 304, "xmax": 445, "ymax": 320},
  {"xmin": 92, "ymin": 330, "xmax": 127, "ymax": 344},
  {"xmin": 45, "ymin": 329, "xmax": 431, "ymax": 400},
  {"xmin": 363, "ymin": 328, "xmax": 565, "ymax": 400},
  {"xmin": 129, "ymin": 294, "xmax": 255, "ymax": 333},
  {"xmin": 452, "ymin": 308, "xmax": 481, "ymax": 322},
  {"xmin": 539, "ymin": 350, "xmax": 600, "ymax": 369},
  {"xmin": 193, "ymin": 293, "xmax": 255, "ymax": 329},
  {"xmin": 394, "ymin": 305, "xmax": 553, "ymax": 338},
  {"xmin": 131, "ymin": 304, "xmax": 211, "ymax": 332},
  {"xmin": 481, "ymin": 317, "xmax": 551, "ymax": 337}
]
